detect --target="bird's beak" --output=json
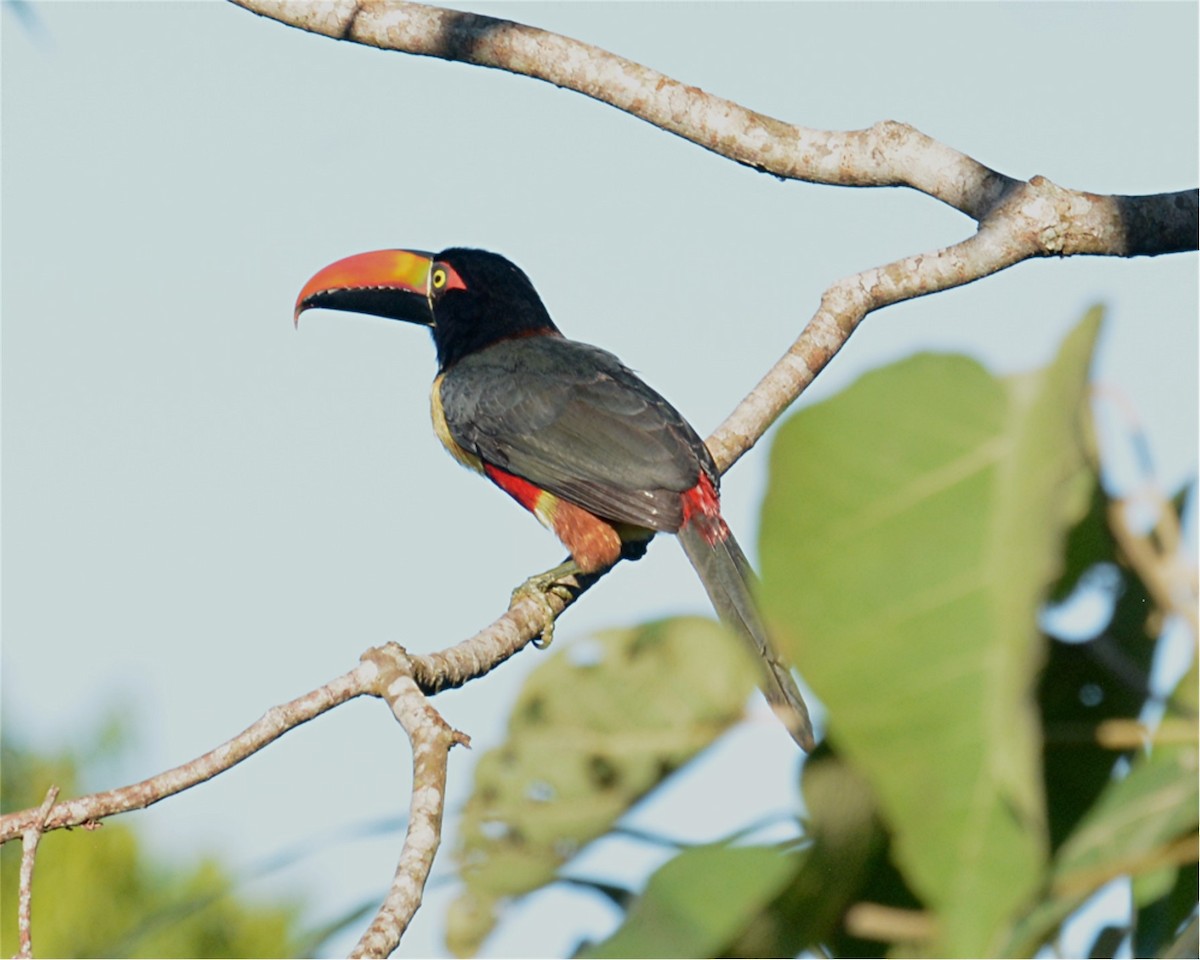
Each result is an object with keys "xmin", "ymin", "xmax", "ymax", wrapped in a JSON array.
[{"xmin": 293, "ymin": 249, "xmax": 437, "ymax": 327}]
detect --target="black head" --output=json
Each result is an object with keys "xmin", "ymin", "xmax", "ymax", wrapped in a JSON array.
[{"xmin": 427, "ymin": 248, "xmax": 560, "ymax": 370}]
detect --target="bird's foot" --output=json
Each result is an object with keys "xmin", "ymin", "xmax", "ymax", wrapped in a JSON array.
[{"xmin": 510, "ymin": 561, "xmax": 579, "ymax": 649}]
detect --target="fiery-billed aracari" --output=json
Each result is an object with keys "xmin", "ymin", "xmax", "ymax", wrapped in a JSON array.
[{"xmin": 295, "ymin": 248, "xmax": 814, "ymax": 750}]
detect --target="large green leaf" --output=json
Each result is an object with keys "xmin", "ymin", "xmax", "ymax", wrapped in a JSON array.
[
  {"xmin": 446, "ymin": 617, "xmax": 759, "ymax": 957},
  {"xmin": 760, "ymin": 311, "xmax": 1102, "ymax": 955}
]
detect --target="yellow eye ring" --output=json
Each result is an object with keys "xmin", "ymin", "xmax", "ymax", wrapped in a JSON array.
[{"xmin": 431, "ymin": 267, "xmax": 447, "ymax": 289}]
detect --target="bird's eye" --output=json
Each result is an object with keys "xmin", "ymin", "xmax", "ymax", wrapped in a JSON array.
[{"xmin": 429, "ymin": 262, "xmax": 466, "ymax": 295}]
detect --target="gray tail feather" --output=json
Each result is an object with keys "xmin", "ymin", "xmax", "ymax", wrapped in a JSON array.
[{"xmin": 678, "ymin": 523, "xmax": 815, "ymax": 751}]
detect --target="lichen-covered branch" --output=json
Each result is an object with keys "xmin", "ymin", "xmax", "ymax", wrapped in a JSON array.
[{"xmin": 228, "ymin": 0, "xmax": 1196, "ymax": 252}]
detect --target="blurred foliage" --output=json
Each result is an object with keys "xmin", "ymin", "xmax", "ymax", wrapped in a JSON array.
[
  {"xmin": 446, "ymin": 617, "xmax": 758, "ymax": 956},
  {"xmin": 1, "ymin": 734, "xmax": 306, "ymax": 958},
  {"xmin": 446, "ymin": 309, "xmax": 1198, "ymax": 958}
]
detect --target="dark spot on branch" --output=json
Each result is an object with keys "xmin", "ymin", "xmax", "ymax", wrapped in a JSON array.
[
  {"xmin": 1113, "ymin": 190, "xmax": 1198, "ymax": 256},
  {"xmin": 749, "ymin": 161, "xmax": 788, "ymax": 182},
  {"xmin": 339, "ymin": 2, "xmax": 363, "ymax": 41},
  {"xmin": 431, "ymin": 9, "xmax": 514, "ymax": 64}
]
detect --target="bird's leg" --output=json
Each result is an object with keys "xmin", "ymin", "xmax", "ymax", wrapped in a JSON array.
[{"xmin": 510, "ymin": 558, "xmax": 583, "ymax": 649}]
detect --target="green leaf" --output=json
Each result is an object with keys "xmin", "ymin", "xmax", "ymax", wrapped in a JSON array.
[
  {"xmin": 1013, "ymin": 608, "xmax": 1198, "ymax": 955},
  {"xmin": 578, "ymin": 842, "xmax": 804, "ymax": 959},
  {"xmin": 1133, "ymin": 857, "xmax": 1198, "ymax": 960},
  {"xmin": 446, "ymin": 617, "xmax": 759, "ymax": 957},
  {"xmin": 1005, "ymin": 729, "xmax": 1199, "ymax": 955},
  {"xmin": 586, "ymin": 750, "xmax": 888, "ymax": 960},
  {"xmin": 759, "ymin": 310, "xmax": 1102, "ymax": 955}
]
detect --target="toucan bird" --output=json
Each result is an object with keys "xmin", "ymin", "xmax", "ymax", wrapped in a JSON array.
[{"xmin": 295, "ymin": 248, "xmax": 814, "ymax": 751}]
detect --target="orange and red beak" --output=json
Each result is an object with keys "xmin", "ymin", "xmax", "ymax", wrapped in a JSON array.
[{"xmin": 293, "ymin": 249, "xmax": 438, "ymax": 327}]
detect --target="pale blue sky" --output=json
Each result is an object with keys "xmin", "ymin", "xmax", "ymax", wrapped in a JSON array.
[{"xmin": 4, "ymin": 2, "xmax": 1196, "ymax": 957}]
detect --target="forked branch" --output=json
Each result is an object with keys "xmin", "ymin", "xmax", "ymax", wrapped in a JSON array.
[{"xmin": 226, "ymin": 0, "xmax": 1196, "ymax": 472}]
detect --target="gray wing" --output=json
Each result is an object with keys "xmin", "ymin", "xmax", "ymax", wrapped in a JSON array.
[{"xmin": 438, "ymin": 336, "xmax": 716, "ymax": 532}]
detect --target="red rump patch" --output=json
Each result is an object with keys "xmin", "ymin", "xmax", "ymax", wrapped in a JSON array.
[
  {"xmin": 483, "ymin": 462, "xmax": 624, "ymax": 572},
  {"xmin": 680, "ymin": 472, "xmax": 729, "ymax": 546},
  {"xmin": 483, "ymin": 463, "xmax": 544, "ymax": 513}
]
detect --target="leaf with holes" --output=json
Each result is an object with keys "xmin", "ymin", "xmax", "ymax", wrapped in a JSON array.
[{"xmin": 445, "ymin": 616, "xmax": 759, "ymax": 957}]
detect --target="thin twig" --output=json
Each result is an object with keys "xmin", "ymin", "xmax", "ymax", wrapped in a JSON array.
[
  {"xmin": 15, "ymin": 786, "xmax": 59, "ymax": 960},
  {"xmin": 1053, "ymin": 833, "xmax": 1200, "ymax": 900},
  {"xmin": 1110, "ymin": 496, "xmax": 1200, "ymax": 640},
  {"xmin": 1043, "ymin": 718, "xmax": 1198, "ymax": 749},
  {"xmin": 844, "ymin": 901, "xmax": 936, "ymax": 945},
  {"xmin": 0, "ymin": 665, "xmax": 373, "ymax": 843}
]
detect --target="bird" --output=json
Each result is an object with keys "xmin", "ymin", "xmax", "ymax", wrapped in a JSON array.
[{"xmin": 294, "ymin": 247, "xmax": 814, "ymax": 750}]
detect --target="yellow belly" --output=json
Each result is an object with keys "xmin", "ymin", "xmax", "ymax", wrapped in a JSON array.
[{"xmin": 429, "ymin": 373, "xmax": 484, "ymax": 474}]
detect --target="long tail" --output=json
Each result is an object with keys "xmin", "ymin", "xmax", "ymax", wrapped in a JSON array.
[{"xmin": 678, "ymin": 522, "xmax": 815, "ymax": 751}]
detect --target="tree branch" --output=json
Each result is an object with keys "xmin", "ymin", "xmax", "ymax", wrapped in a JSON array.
[
  {"xmin": 407, "ymin": 568, "xmax": 600, "ymax": 693},
  {"xmin": 0, "ymin": 579, "xmax": 591, "ymax": 847},
  {"xmin": 351, "ymin": 645, "xmax": 470, "ymax": 957},
  {"xmin": 1, "ymin": 647, "xmax": 471, "ymax": 957},
  {"xmin": 1109, "ymin": 493, "xmax": 1200, "ymax": 640},
  {"xmin": 228, "ymin": 0, "xmax": 1195, "ymax": 246},
  {"xmin": 0, "ymin": 664, "xmax": 372, "ymax": 842},
  {"xmin": 225, "ymin": 0, "xmax": 1197, "ymax": 474}
]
